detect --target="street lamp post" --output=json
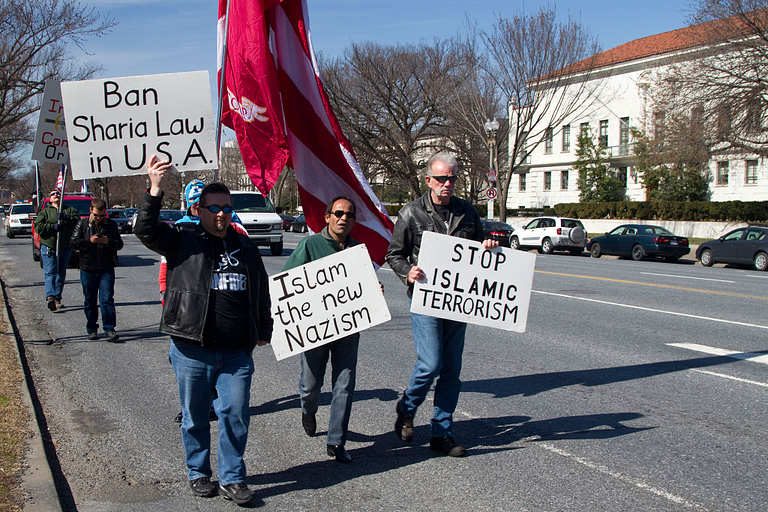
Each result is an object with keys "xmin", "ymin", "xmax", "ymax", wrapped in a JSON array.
[
  {"xmin": 180, "ymin": 171, "xmax": 186, "ymax": 210},
  {"xmin": 484, "ymin": 117, "xmax": 500, "ymax": 220}
]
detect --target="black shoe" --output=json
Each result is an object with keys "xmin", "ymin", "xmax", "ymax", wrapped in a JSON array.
[
  {"xmin": 189, "ymin": 476, "xmax": 216, "ymax": 497},
  {"xmin": 326, "ymin": 444, "xmax": 352, "ymax": 463},
  {"xmin": 394, "ymin": 401, "xmax": 414, "ymax": 442},
  {"xmin": 47, "ymin": 296, "xmax": 56, "ymax": 312},
  {"xmin": 105, "ymin": 329, "xmax": 120, "ymax": 342},
  {"xmin": 301, "ymin": 413, "xmax": 316, "ymax": 437},
  {"xmin": 174, "ymin": 411, "xmax": 183, "ymax": 424},
  {"xmin": 219, "ymin": 483, "xmax": 255, "ymax": 505},
  {"xmin": 429, "ymin": 435, "xmax": 466, "ymax": 457},
  {"xmin": 209, "ymin": 406, "xmax": 218, "ymax": 421},
  {"xmin": 87, "ymin": 331, "xmax": 98, "ymax": 341}
]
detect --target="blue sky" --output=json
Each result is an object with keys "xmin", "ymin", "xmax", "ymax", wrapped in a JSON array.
[{"xmin": 79, "ymin": 0, "xmax": 693, "ymax": 84}]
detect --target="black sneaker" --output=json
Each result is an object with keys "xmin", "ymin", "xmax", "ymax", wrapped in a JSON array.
[
  {"xmin": 87, "ymin": 331, "xmax": 98, "ymax": 341},
  {"xmin": 189, "ymin": 476, "xmax": 215, "ymax": 497},
  {"xmin": 394, "ymin": 401, "xmax": 414, "ymax": 442},
  {"xmin": 174, "ymin": 411, "xmax": 183, "ymax": 424},
  {"xmin": 219, "ymin": 483, "xmax": 255, "ymax": 505},
  {"xmin": 105, "ymin": 329, "xmax": 120, "ymax": 342},
  {"xmin": 47, "ymin": 296, "xmax": 56, "ymax": 312},
  {"xmin": 429, "ymin": 435, "xmax": 466, "ymax": 457}
]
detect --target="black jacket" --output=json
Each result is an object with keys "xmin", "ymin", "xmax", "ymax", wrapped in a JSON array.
[
  {"xmin": 70, "ymin": 217, "xmax": 123, "ymax": 270},
  {"xmin": 385, "ymin": 192, "xmax": 484, "ymax": 295},
  {"xmin": 134, "ymin": 192, "xmax": 273, "ymax": 351}
]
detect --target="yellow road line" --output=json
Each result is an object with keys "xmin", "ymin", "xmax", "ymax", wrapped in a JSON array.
[{"xmin": 536, "ymin": 270, "xmax": 768, "ymax": 301}]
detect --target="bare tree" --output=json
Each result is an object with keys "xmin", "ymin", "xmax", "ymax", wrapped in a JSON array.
[
  {"xmin": 650, "ymin": 1, "xmax": 768, "ymax": 156},
  {"xmin": 0, "ymin": 0, "xmax": 115, "ymax": 183},
  {"xmin": 480, "ymin": 7, "xmax": 604, "ymax": 222},
  {"xmin": 321, "ymin": 40, "xmax": 468, "ymax": 200}
]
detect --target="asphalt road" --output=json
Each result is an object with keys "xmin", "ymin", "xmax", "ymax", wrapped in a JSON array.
[{"xmin": 1, "ymin": 227, "xmax": 767, "ymax": 511}]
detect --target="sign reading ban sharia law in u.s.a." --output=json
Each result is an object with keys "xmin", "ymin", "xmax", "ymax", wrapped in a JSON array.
[
  {"xmin": 412, "ymin": 231, "xmax": 536, "ymax": 332},
  {"xmin": 60, "ymin": 71, "xmax": 217, "ymax": 180},
  {"xmin": 31, "ymin": 79, "xmax": 70, "ymax": 164},
  {"xmin": 269, "ymin": 244, "xmax": 391, "ymax": 361}
]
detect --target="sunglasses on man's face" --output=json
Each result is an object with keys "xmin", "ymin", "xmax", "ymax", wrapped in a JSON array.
[
  {"xmin": 331, "ymin": 210, "xmax": 356, "ymax": 219},
  {"xmin": 202, "ymin": 205, "xmax": 234, "ymax": 214},
  {"xmin": 50, "ymin": 193, "xmax": 60, "ymax": 198},
  {"xmin": 429, "ymin": 175, "xmax": 458, "ymax": 184}
]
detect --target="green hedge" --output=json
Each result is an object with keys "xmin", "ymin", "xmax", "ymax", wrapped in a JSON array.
[{"xmin": 552, "ymin": 201, "xmax": 768, "ymax": 222}]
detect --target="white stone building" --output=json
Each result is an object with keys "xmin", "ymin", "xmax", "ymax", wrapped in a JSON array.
[{"xmin": 507, "ymin": 16, "xmax": 768, "ymax": 209}]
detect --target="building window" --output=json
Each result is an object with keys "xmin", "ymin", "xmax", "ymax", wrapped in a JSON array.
[
  {"xmin": 519, "ymin": 173, "xmax": 526, "ymax": 191},
  {"xmin": 599, "ymin": 120, "xmax": 608, "ymax": 148},
  {"xmin": 717, "ymin": 104, "xmax": 731, "ymax": 141},
  {"xmin": 580, "ymin": 122, "xmax": 589, "ymax": 135},
  {"xmin": 717, "ymin": 161, "xmax": 729, "ymax": 186},
  {"xmin": 654, "ymin": 111, "xmax": 665, "ymax": 141},
  {"xmin": 544, "ymin": 127, "xmax": 553, "ymax": 154},
  {"xmin": 619, "ymin": 117, "xmax": 630, "ymax": 155},
  {"xmin": 747, "ymin": 96, "xmax": 762, "ymax": 134},
  {"xmin": 617, "ymin": 167, "xmax": 628, "ymax": 186},
  {"xmin": 561, "ymin": 170, "xmax": 569, "ymax": 190},
  {"xmin": 544, "ymin": 171, "xmax": 551, "ymax": 190},
  {"xmin": 562, "ymin": 125, "xmax": 570, "ymax": 152},
  {"xmin": 746, "ymin": 159, "xmax": 758, "ymax": 184}
]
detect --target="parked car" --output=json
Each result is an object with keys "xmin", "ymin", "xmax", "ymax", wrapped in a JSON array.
[
  {"xmin": 510, "ymin": 216, "xmax": 586, "ymax": 255},
  {"xmin": 587, "ymin": 224, "xmax": 690, "ymax": 261},
  {"xmin": 32, "ymin": 194, "xmax": 94, "ymax": 266},
  {"xmin": 696, "ymin": 226, "xmax": 768, "ymax": 271},
  {"xmin": 6, "ymin": 202, "xmax": 35, "ymax": 238},
  {"xmin": 290, "ymin": 214, "xmax": 308, "ymax": 233},
  {"xmin": 158, "ymin": 210, "xmax": 185, "ymax": 225},
  {"xmin": 279, "ymin": 214, "xmax": 294, "ymax": 231},
  {"xmin": 107, "ymin": 209, "xmax": 132, "ymax": 233},
  {"xmin": 481, "ymin": 220, "xmax": 514, "ymax": 247},
  {"xmin": 124, "ymin": 207, "xmax": 138, "ymax": 219}
]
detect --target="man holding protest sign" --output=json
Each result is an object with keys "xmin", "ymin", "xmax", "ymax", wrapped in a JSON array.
[
  {"xmin": 282, "ymin": 196, "xmax": 362, "ymax": 464},
  {"xmin": 135, "ymin": 155, "xmax": 272, "ymax": 506},
  {"xmin": 386, "ymin": 151, "xmax": 498, "ymax": 457}
]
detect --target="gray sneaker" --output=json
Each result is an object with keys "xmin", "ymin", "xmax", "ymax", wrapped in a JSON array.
[
  {"xmin": 87, "ymin": 331, "xmax": 97, "ymax": 341},
  {"xmin": 105, "ymin": 330, "xmax": 120, "ymax": 342},
  {"xmin": 219, "ymin": 483, "xmax": 255, "ymax": 505}
]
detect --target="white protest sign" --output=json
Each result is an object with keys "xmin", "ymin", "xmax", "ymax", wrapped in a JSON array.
[
  {"xmin": 31, "ymin": 79, "xmax": 70, "ymax": 164},
  {"xmin": 269, "ymin": 244, "xmax": 391, "ymax": 361},
  {"xmin": 60, "ymin": 71, "xmax": 217, "ymax": 180},
  {"xmin": 411, "ymin": 231, "xmax": 536, "ymax": 332}
]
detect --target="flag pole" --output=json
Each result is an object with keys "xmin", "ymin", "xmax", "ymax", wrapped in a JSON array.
[
  {"xmin": 55, "ymin": 162, "xmax": 68, "ymax": 259},
  {"xmin": 214, "ymin": 0, "xmax": 232, "ymax": 183}
]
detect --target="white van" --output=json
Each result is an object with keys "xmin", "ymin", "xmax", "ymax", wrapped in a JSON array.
[{"xmin": 229, "ymin": 191, "xmax": 283, "ymax": 255}]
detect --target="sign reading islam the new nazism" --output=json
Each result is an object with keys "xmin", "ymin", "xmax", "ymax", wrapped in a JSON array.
[
  {"xmin": 60, "ymin": 71, "xmax": 217, "ymax": 180},
  {"xmin": 411, "ymin": 231, "xmax": 535, "ymax": 332},
  {"xmin": 269, "ymin": 244, "xmax": 391, "ymax": 361},
  {"xmin": 31, "ymin": 79, "xmax": 69, "ymax": 164}
]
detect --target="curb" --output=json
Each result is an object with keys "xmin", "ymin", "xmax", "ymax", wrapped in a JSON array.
[{"xmin": 0, "ymin": 282, "xmax": 62, "ymax": 512}]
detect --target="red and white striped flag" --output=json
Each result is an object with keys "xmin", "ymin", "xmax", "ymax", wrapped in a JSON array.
[
  {"xmin": 55, "ymin": 164, "xmax": 65, "ymax": 192},
  {"xmin": 217, "ymin": 0, "xmax": 393, "ymax": 265}
]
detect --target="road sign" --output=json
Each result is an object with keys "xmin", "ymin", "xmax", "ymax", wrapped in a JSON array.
[
  {"xmin": 486, "ymin": 187, "xmax": 498, "ymax": 200},
  {"xmin": 32, "ymin": 80, "xmax": 70, "ymax": 164},
  {"xmin": 487, "ymin": 169, "xmax": 498, "ymax": 181}
]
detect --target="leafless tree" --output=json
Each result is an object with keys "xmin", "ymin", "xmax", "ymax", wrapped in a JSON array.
[
  {"xmin": 0, "ymin": 0, "xmax": 115, "ymax": 184},
  {"xmin": 321, "ymin": 40, "xmax": 469, "ymax": 200},
  {"xmin": 650, "ymin": 1, "xmax": 768, "ymax": 157},
  {"xmin": 480, "ymin": 7, "xmax": 603, "ymax": 221}
]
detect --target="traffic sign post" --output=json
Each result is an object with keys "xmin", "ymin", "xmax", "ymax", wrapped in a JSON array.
[{"xmin": 486, "ymin": 187, "xmax": 497, "ymax": 219}]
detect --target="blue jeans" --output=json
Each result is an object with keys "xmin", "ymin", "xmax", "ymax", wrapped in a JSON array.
[
  {"xmin": 79, "ymin": 268, "xmax": 116, "ymax": 332},
  {"xmin": 299, "ymin": 334, "xmax": 359, "ymax": 446},
  {"xmin": 169, "ymin": 339, "xmax": 254, "ymax": 485},
  {"xmin": 41, "ymin": 246, "xmax": 71, "ymax": 300},
  {"xmin": 400, "ymin": 312, "xmax": 467, "ymax": 437}
]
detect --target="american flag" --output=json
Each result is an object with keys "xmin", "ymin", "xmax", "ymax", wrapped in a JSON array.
[
  {"xmin": 55, "ymin": 164, "xmax": 65, "ymax": 192},
  {"xmin": 217, "ymin": 0, "xmax": 393, "ymax": 265}
]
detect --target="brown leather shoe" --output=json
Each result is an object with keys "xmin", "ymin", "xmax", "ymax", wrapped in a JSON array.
[
  {"xmin": 394, "ymin": 401, "xmax": 414, "ymax": 442},
  {"xmin": 429, "ymin": 435, "xmax": 466, "ymax": 457}
]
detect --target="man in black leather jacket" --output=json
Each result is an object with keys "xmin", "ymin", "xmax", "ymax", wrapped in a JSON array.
[
  {"xmin": 70, "ymin": 197, "xmax": 124, "ymax": 341},
  {"xmin": 135, "ymin": 155, "xmax": 272, "ymax": 506},
  {"xmin": 386, "ymin": 151, "xmax": 498, "ymax": 458}
]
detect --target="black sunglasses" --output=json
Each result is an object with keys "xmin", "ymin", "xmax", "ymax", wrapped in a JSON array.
[
  {"xmin": 331, "ymin": 210, "xmax": 356, "ymax": 219},
  {"xmin": 429, "ymin": 175, "xmax": 458, "ymax": 184},
  {"xmin": 202, "ymin": 205, "xmax": 234, "ymax": 214}
]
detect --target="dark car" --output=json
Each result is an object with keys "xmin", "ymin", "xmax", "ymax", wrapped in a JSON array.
[
  {"xmin": 107, "ymin": 209, "xmax": 132, "ymax": 234},
  {"xmin": 290, "ymin": 214, "xmax": 308, "ymax": 233},
  {"xmin": 124, "ymin": 207, "xmax": 138, "ymax": 219},
  {"xmin": 587, "ymin": 224, "xmax": 690, "ymax": 262},
  {"xmin": 481, "ymin": 220, "xmax": 514, "ymax": 247},
  {"xmin": 158, "ymin": 210, "xmax": 185, "ymax": 225},
  {"xmin": 280, "ymin": 214, "xmax": 294, "ymax": 231},
  {"xmin": 695, "ymin": 226, "xmax": 768, "ymax": 271}
]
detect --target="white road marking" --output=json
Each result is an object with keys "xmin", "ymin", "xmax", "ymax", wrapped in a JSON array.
[
  {"xmin": 534, "ymin": 290, "xmax": 768, "ymax": 330},
  {"xmin": 639, "ymin": 272, "xmax": 734, "ymax": 283},
  {"xmin": 455, "ymin": 409, "xmax": 707, "ymax": 509},
  {"xmin": 691, "ymin": 369, "xmax": 768, "ymax": 388},
  {"xmin": 667, "ymin": 342, "xmax": 768, "ymax": 365}
]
